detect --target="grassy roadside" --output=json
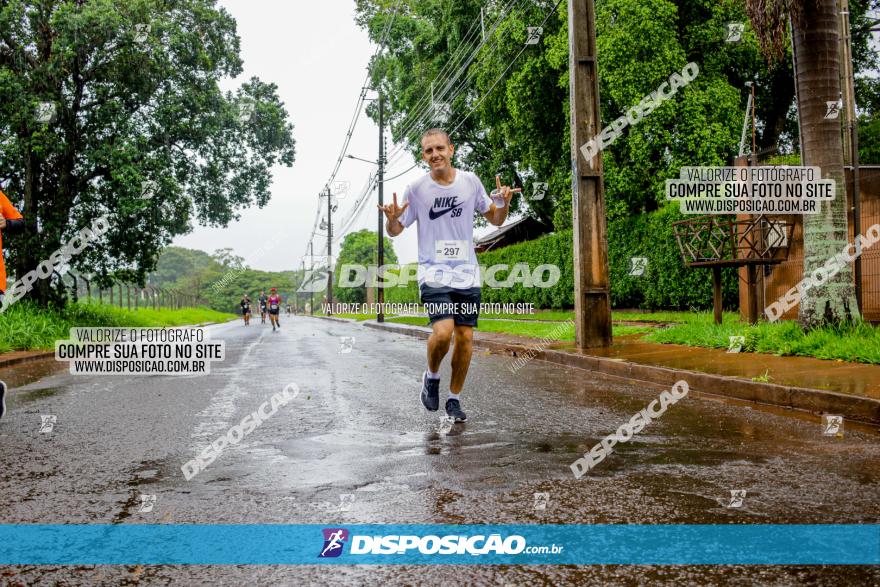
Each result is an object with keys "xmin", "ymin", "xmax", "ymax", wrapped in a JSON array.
[
  {"xmin": 646, "ymin": 314, "xmax": 880, "ymax": 364},
  {"xmin": 382, "ymin": 315, "xmax": 651, "ymax": 339},
  {"xmin": 324, "ymin": 308, "xmax": 880, "ymax": 364},
  {"xmin": 0, "ymin": 301, "xmax": 237, "ymax": 354}
]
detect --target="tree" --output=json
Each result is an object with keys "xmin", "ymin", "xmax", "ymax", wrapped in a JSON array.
[
  {"xmin": 356, "ymin": 0, "xmax": 795, "ymax": 227},
  {"xmin": 333, "ymin": 229, "xmax": 398, "ymax": 304},
  {"xmin": 745, "ymin": 0, "xmax": 859, "ymax": 327},
  {"xmin": 0, "ymin": 0, "xmax": 296, "ymax": 306}
]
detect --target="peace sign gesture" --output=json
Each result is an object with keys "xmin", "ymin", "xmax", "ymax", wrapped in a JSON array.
[{"xmin": 378, "ymin": 192, "xmax": 409, "ymax": 222}]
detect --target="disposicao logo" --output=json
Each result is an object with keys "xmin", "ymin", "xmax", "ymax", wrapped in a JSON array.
[{"xmin": 319, "ymin": 528, "xmax": 349, "ymax": 558}]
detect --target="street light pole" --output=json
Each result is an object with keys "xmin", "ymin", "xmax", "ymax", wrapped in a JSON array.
[
  {"xmin": 326, "ymin": 187, "xmax": 333, "ymax": 313},
  {"xmin": 377, "ymin": 90, "xmax": 385, "ymax": 323},
  {"xmin": 309, "ymin": 240, "xmax": 315, "ymax": 316}
]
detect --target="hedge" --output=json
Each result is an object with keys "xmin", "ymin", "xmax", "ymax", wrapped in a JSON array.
[{"xmin": 381, "ymin": 205, "xmax": 740, "ymax": 310}]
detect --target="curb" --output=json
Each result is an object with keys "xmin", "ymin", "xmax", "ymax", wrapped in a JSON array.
[
  {"xmin": 312, "ymin": 316, "xmax": 356, "ymax": 324},
  {"xmin": 0, "ymin": 351, "xmax": 56, "ymax": 369},
  {"xmin": 363, "ymin": 321, "xmax": 880, "ymax": 425}
]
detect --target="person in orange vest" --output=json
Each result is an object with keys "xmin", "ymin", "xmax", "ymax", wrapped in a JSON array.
[{"xmin": 0, "ymin": 186, "xmax": 24, "ymax": 419}]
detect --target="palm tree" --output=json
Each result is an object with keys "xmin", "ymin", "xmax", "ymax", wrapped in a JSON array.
[{"xmin": 745, "ymin": 0, "xmax": 859, "ymax": 327}]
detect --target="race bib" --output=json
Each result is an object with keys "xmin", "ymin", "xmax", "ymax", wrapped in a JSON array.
[
  {"xmin": 270, "ymin": 303, "xmax": 278, "ymax": 310},
  {"xmin": 434, "ymin": 240, "xmax": 469, "ymax": 262}
]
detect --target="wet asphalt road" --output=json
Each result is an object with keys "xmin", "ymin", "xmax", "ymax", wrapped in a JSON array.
[{"xmin": 0, "ymin": 316, "xmax": 878, "ymax": 585}]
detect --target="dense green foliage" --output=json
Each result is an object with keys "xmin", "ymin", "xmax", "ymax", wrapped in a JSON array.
[
  {"xmin": 382, "ymin": 206, "xmax": 739, "ymax": 310},
  {"xmin": 147, "ymin": 246, "xmax": 301, "ymax": 314},
  {"xmin": 0, "ymin": 300, "xmax": 235, "ymax": 353},
  {"xmin": 333, "ymin": 229, "xmax": 399, "ymax": 303},
  {"xmin": 0, "ymin": 0, "xmax": 296, "ymax": 305},
  {"xmin": 354, "ymin": 0, "xmax": 880, "ymax": 229}
]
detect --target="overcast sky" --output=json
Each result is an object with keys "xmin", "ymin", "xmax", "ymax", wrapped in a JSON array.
[
  {"xmin": 174, "ymin": 2, "xmax": 879, "ymax": 273},
  {"xmin": 172, "ymin": 1, "xmax": 434, "ymax": 271}
]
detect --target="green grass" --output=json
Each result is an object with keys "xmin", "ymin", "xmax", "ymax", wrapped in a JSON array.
[
  {"xmin": 645, "ymin": 314, "xmax": 880, "ymax": 364},
  {"xmin": 324, "ymin": 307, "xmax": 879, "ymax": 364},
  {"xmin": 384, "ymin": 315, "xmax": 650, "ymax": 339},
  {"xmin": 0, "ymin": 301, "xmax": 236, "ymax": 353},
  {"xmin": 331, "ymin": 308, "xmax": 707, "ymax": 324}
]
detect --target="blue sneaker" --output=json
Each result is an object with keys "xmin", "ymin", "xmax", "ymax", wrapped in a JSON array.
[
  {"xmin": 421, "ymin": 372, "xmax": 440, "ymax": 411},
  {"xmin": 445, "ymin": 398, "xmax": 467, "ymax": 422}
]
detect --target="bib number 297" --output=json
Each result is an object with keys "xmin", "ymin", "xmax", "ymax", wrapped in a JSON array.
[{"xmin": 435, "ymin": 240, "xmax": 469, "ymax": 262}]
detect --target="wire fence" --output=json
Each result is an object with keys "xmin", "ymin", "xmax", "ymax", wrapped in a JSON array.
[{"xmin": 55, "ymin": 272, "xmax": 207, "ymax": 311}]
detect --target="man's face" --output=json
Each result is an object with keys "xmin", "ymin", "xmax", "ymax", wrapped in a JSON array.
[{"xmin": 421, "ymin": 134, "xmax": 454, "ymax": 173}]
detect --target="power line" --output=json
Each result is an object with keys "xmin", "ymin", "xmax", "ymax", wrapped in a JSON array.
[{"xmin": 302, "ymin": 0, "xmax": 403, "ymax": 261}]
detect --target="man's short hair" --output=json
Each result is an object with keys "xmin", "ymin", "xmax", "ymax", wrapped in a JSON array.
[{"xmin": 421, "ymin": 128, "xmax": 451, "ymax": 145}]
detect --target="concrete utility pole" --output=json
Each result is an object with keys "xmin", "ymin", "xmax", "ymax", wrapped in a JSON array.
[
  {"xmin": 377, "ymin": 91, "xmax": 385, "ymax": 323},
  {"xmin": 568, "ymin": 0, "xmax": 612, "ymax": 348},
  {"xmin": 839, "ymin": 0, "xmax": 862, "ymax": 313},
  {"xmin": 308, "ymin": 240, "xmax": 315, "ymax": 316},
  {"xmin": 325, "ymin": 187, "xmax": 334, "ymax": 312}
]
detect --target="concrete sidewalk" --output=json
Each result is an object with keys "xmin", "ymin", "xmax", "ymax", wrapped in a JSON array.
[{"xmin": 355, "ymin": 319, "xmax": 880, "ymax": 425}]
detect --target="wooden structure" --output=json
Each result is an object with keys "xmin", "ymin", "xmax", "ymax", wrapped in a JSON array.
[
  {"xmin": 568, "ymin": 0, "xmax": 612, "ymax": 348},
  {"xmin": 673, "ymin": 215, "xmax": 794, "ymax": 324}
]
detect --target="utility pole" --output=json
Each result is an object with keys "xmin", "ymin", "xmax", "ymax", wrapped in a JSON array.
[
  {"xmin": 568, "ymin": 0, "xmax": 612, "ymax": 348},
  {"xmin": 839, "ymin": 0, "xmax": 862, "ymax": 313},
  {"xmin": 308, "ymin": 240, "xmax": 315, "ymax": 315},
  {"xmin": 325, "ymin": 187, "xmax": 334, "ymax": 313},
  {"xmin": 377, "ymin": 91, "xmax": 385, "ymax": 323}
]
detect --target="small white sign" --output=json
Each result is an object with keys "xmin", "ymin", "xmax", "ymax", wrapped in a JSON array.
[
  {"xmin": 134, "ymin": 23, "xmax": 151, "ymax": 44},
  {"xmin": 339, "ymin": 494, "xmax": 355, "ymax": 511},
  {"xmin": 533, "ymin": 492, "xmax": 549, "ymax": 511},
  {"xmin": 727, "ymin": 335, "xmax": 745, "ymax": 353},
  {"xmin": 435, "ymin": 240, "xmax": 469, "ymax": 262},
  {"xmin": 526, "ymin": 27, "xmax": 543, "ymax": 45},
  {"xmin": 138, "ymin": 494, "xmax": 157, "ymax": 513},
  {"xmin": 35, "ymin": 102, "xmax": 57, "ymax": 124},
  {"xmin": 332, "ymin": 181, "xmax": 351, "ymax": 198},
  {"xmin": 39, "ymin": 415, "xmax": 57, "ymax": 433},
  {"xmin": 727, "ymin": 489, "xmax": 746, "ymax": 508},
  {"xmin": 824, "ymin": 100, "xmax": 842, "ymax": 120},
  {"xmin": 339, "ymin": 336, "xmax": 355, "ymax": 354},
  {"xmin": 822, "ymin": 414, "xmax": 844, "ymax": 437},
  {"xmin": 140, "ymin": 180, "xmax": 158, "ymax": 201},
  {"xmin": 531, "ymin": 182, "xmax": 548, "ymax": 201},
  {"xmin": 629, "ymin": 257, "xmax": 648, "ymax": 277},
  {"xmin": 238, "ymin": 102, "xmax": 255, "ymax": 124},
  {"xmin": 433, "ymin": 102, "xmax": 451, "ymax": 124},
  {"xmin": 724, "ymin": 22, "xmax": 744, "ymax": 43}
]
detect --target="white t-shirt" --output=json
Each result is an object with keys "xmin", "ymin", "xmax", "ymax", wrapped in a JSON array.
[{"xmin": 400, "ymin": 170, "xmax": 492, "ymax": 289}]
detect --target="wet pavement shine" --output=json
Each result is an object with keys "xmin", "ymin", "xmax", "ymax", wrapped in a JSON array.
[{"xmin": 0, "ymin": 317, "xmax": 878, "ymax": 585}]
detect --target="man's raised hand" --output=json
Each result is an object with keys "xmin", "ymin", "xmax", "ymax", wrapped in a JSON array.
[
  {"xmin": 494, "ymin": 175, "xmax": 521, "ymax": 206},
  {"xmin": 378, "ymin": 192, "xmax": 409, "ymax": 222}
]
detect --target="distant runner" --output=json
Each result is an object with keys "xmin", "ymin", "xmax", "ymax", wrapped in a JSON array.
[
  {"xmin": 379, "ymin": 128, "xmax": 517, "ymax": 423},
  {"xmin": 258, "ymin": 291, "xmax": 268, "ymax": 324},
  {"xmin": 267, "ymin": 288, "xmax": 282, "ymax": 332},
  {"xmin": 240, "ymin": 294, "xmax": 252, "ymax": 326}
]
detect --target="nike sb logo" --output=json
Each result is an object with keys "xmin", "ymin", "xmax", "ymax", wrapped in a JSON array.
[{"xmin": 428, "ymin": 196, "xmax": 461, "ymax": 220}]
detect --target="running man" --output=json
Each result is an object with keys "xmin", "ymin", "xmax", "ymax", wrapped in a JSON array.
[
  {"xmin": 0, "ymin": 186, "xmax": 24, "ymax": 420},
  {"xmin": 379, "ymin": 128, "xmax": 517, "ymax": 423},
  {"xmin": 258, "ymin": 291, "xmax": 268, "ymax": 324},
  {"xmin": 240, "ymin": 294, "xmax": 252, "ymax": 326},
  {"xmin": 267, "ymin": 288, "xmax": 282, "ymax": 332}
]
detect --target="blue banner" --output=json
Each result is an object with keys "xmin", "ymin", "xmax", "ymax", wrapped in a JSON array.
[{"xmin": 0, "ymin": 524, "xmax": 876, "ymax": 565}]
